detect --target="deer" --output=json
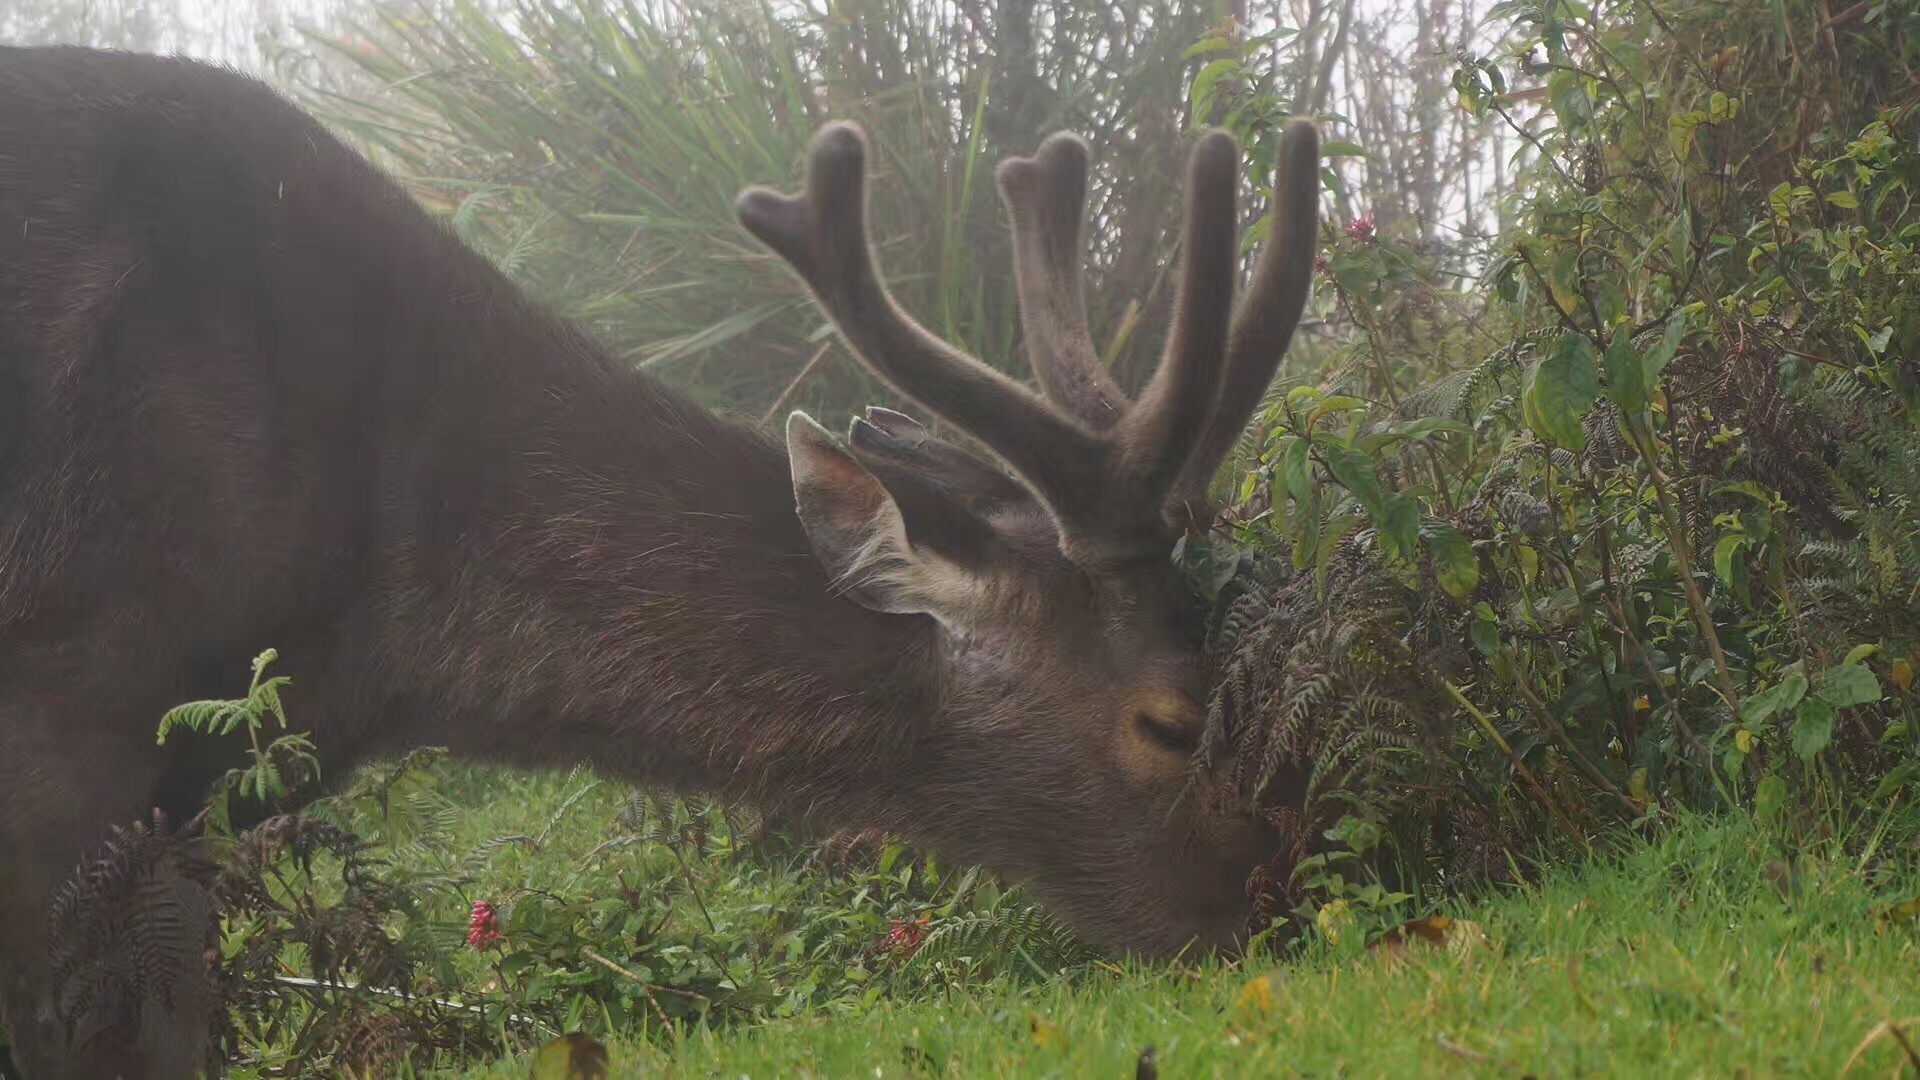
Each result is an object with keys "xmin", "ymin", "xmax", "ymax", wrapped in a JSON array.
[{"xmin": 0, "ymin": 43, "xmax": 1319, "ymax": 1078}]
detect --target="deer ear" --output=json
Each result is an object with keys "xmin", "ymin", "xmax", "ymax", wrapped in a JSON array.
[{"xmin": 787, "ymin": 412, "xmax": 989, "ymax": 619}]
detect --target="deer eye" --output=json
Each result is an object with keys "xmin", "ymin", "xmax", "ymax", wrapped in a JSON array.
[{"xmin": 1136, "ymin": 712, "xmax": 1201, "ymax": 755}]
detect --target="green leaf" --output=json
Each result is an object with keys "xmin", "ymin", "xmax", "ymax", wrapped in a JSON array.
[
  {"xmin": 1283, "ymin": 437, "xmax": 1313, "ymax": 504},
  {"xmin": 1790, "ymin": 697, "xmax": 1835, "ymax": 762},
  {"xmin": 530, "ymin": 1032, "xmax": 611, "ymax": 1080},
  {"xmin": 1739, "ymin": 672, "xmax": 1807, "ymax": 725},
  {"xmin": 1816, "ymin": 663, "xmax": 1881, "ymax": 707},
  {"xmin": 1826, "ymin": 190, "xmax": 1860, "ymax": 209},
  {"xmin": 1844, "ymin": 644, "xmax": 1881, "ymax": 667},
  {"xmin": 1425, "ymin": 523, "xmax": 1480, "ymax": 600},
  {"xmin": 1768, "ymin": 181, "xmax": 1794, "ymax": 220},
  {"xmin": 1377, "ymin": 493, "xmax": 1420, "ymax": 560},
  {"xmin": 1470, "ymin": 609, "xmax": 1501, "ymax": 656},
  {"xmin": 1754, "ymin": 774, "xmax": 1788, "ymax": 821},
  {"xmin": 1713, "ymin": 534, "xmax": 1750, "ymax": 586},
  {"xmin": 1306, "ymin": 395, "xmax": 1368, "ymax": 425},
  {"xmin": 1874, "ymin": 763, "xmax": 1920, "ymax": 799},
  {"xmin": 1668, "ymin": 110, "xmax": 1706, "ymax": 160},
  {"xmin": 1522, "ymin": 334, "xmax": 1600, "ymax": 449},
  {"xmin": 1668, "ymin": 205, "xmax": 1692, "ymax": 277},
  {"xmin": 1642, "ymin": 311, "xmax": 1687, "ymax": 388},
  {"xmin": 1189, "ymin": 58, "xmax": 1241, "ymax": 123},
  {"xmin": 1322, "ymin": 445, "xmax": 1386, "ymax": 518},
  {"xmin": 1183, "ymin": 36, "xmax": 1236, "ymax": 59},
  {"xmin": 1603, "ymin": 331, "xmax": 1646, "ymax": 413},
  {"xmin": 1388, "ymin": 417, "xmax": 1472, "ymax": 440}
]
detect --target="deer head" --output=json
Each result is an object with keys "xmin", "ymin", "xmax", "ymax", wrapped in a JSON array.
[{"xmin": 735, "ymin": 119, "xmax": 1320, "ymax": 957}]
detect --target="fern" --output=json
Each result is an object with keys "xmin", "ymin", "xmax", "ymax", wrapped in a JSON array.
[
  {"xmin": 155, "ymin": 649, "xmax": 319, "ymax": 828},
  {"xmin": 905, "ymin": 904, "xmax": 1100, "ymax": 978}
]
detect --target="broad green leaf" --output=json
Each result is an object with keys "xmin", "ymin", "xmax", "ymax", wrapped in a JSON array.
[
  {"xmin": 1546, "ymin": 246, "xmax": 1583, "ymax": 315},
  {"xmin": 1515, "ymin": 542, "xmax": 1539, "ymax": 582},
  {"xmin": 1306, "ymin": 395, "xmax": 1368, "ymax": 425},
  {"xmin": 1642, "ymin": 310, "xmax": 1687, "ymax": 388},
  {"xmin": 1603, "ymin": 331, "xmax": 1646, "ymax": 413},
  {"xmin": 1826, "ymin": 190, "xmax": 1860, "ymax": 209},
  {"xmin": 1377, "ymin": 493, "xmax": 1420, "ymax": 560},
  {"xmin": 1668, "ymin": 205, "xmax": 1692, "ymax": 276},
  {"xmin": 1874, "ymin": 763, "xmax": 1920, "ymax": 799},
  {"xmin": 1322, "ymin": 445, "xmax": 1386, "ymax": 518},
  {"xmin": 530, "ymin": 1033, "xmax": 611, "ymax": 1080},
  {"xmin": 1425, "ymin": 523, "xmax": 1480, "ymax": 600},
  {"xmin": 1713, "ymin": 480, "xmax": 1780, "ymax": 506},
  {"xmin": 1816, "ymin": 663, "xmax": 1881, "ymax": 707},
  {"xmin": 1668, "ymin": 110, "xmax": 1706, "ymax": 160},
  {"xmin": 1387, "ymin": 417, "xmax": 1472, "ymax": 439},
  {"xmin": 1713, "ymin": 534, "xmax": 1749, "ymax": 586},
  {"xmin": 1739, "ymin": 671, "xmax": 1807, "ymax": 725},
  {"xmin": 1189, "ymin": 58, "xmax": 1241, "ymax": 123},
  {"xmin": 1470, "ymin": 607, "xmax": 1501, "ymax": 656},
  {"xmin": 1768, "ymin": 181, "xmax": 1796, "ymax": 221},
  {"xmin": 1523, "ymin": 334, "xmax": 1600, "ymax": 449},
  {"xmin": 1283, "ymin": 437, "xmax": 1313, "ymax": 503},
  {"xmin": 1791, "ymin": 697, "xmax": 1835, "ymax": 762},
  {"xmin": 1844, "ymin": 643, "xmax": 1881, "ymax": 666},
  {"xmin": 1183, "ymin": 36, "xmax": 1235, "ymax": 58}
]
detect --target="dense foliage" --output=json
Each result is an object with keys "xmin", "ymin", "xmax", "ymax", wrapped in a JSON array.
[{"xmin": 1189, "ymin": 0, "xmax": 1920, "ymax": 945}]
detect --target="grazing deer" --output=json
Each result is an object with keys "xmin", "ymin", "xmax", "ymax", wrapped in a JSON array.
[{"xmin": 0, "ymin": 43, "xmax": 1318, "ymax": 1078}]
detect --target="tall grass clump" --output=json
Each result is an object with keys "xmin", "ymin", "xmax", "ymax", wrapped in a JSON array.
[{"xmin": 288, "ymin": 0, "xmax": 1232, "ymax": 421}]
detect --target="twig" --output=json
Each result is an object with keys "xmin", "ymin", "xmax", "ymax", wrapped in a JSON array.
[
  {"xmin": 1434, "ymin": 1034, "xmax": 1488, "ymax": 1063},
  {"xmin": 1840, "ymin": 1017, "xmax": 1920, "ymax": 1074},
  {"xmin": 1444, "ymin": 680, "xmax": 1588, "ymax": 845},
  {"xmin": 580, "ymin": 947, "xmax": 711, "ymax": 1033},
  {"xmin": 269, "ymin": 975, "xmax": 544, "ymax": 1030}
]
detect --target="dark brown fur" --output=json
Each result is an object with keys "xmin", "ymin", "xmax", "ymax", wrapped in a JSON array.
[{"xmin": 0, "ymin": 45, "xmax": 1318, "ymax": 1078}]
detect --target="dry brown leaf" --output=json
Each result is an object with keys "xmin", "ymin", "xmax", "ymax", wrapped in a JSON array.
[{"xmin": 1369, "ymin": 915, "xmax": 1488, "ymax": 957}]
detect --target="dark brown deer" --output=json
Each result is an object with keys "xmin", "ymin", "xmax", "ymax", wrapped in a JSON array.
[{"xmin": 0, "ymin": 44, "xmax": 1318, "ymax": 1078}]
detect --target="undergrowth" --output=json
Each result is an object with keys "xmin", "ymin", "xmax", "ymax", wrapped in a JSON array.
[
  {"xmin": 1175, "ymin": 0, "xmax": 1920, "ymax": 948},
  {"xmin": 462, "ymin": 809, "xmax": 1920, "ymax": 1078}
]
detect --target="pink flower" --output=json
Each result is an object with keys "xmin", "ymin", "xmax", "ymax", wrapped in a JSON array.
[
  {"xmin": 887, "ymin": 916, "xmax": 929, "ymax": 956},
  {"xmin": 467, "ymin": 900, "xmax": 503, "ymax": 950},
  {"xmin": 1342, "ymin": 211, "xmax": 1375, "ymax": 242},
  {"xmin": 1313, "ymin": 254, "xmax": 1331, "ymax": 274}
]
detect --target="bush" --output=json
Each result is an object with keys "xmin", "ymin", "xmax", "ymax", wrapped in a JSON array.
[{"xmin": 1190, "ymin": 0, "xmax": 1920, "ymax": 944}]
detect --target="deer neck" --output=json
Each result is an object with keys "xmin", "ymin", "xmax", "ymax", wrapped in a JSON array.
[{"xmin": 359, "ymin": 298, "xmax": 946, "ymax": 825}]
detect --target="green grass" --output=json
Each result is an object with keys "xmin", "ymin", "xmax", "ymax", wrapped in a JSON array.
[{"xmin": 446, "ymin": 809, "xmax": 1920, "ymax": 1079}]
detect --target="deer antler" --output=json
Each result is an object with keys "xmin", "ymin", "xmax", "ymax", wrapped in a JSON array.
[
  {"xmin": 737, "ymin": 119, "xmax": 1321, "ymax": 565},
  {"xmin": 1170, "ymin": 119, "xmax": 1323, "ymax": 522},
  {"xmin": 993, "ymin": 133, "xmax": 1128, "ymax": 431}
]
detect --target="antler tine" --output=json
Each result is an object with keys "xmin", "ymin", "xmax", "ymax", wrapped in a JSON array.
[
  {"xmin": 847, "ymin": 407, "xmax": 1036, "ymax": 513},
  {"xmin": 1169, "ymin": 119, "xmax": 1322, "ymax": 520},
  {"xmin": 736, "ymin": 122, "xmax": 1111, "ymax": 530},
  {"xmin": 996, "ymin": 133, "xmax": 1129, "ymax": 431},
  {"xmin": 1114, "ymin": 130, "xmax": 1241, "ymax": 500}
]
